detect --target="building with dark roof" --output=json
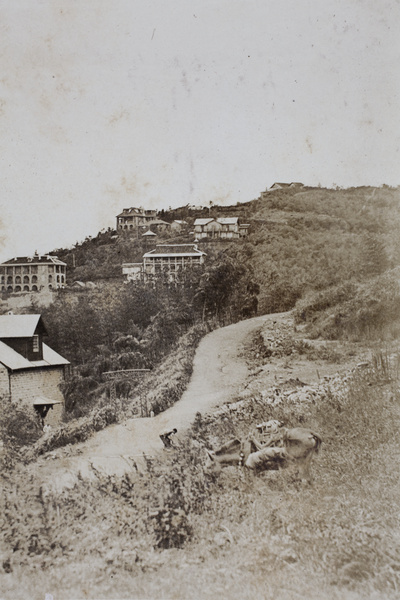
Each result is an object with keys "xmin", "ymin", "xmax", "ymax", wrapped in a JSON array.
[
  {"xmin": 142, "ymin": 244, "xmax": 206, "ymax": 281},
  {"xmin": 0, "ymin": 253, "xmax": 67, "ymax": 293},
  {"xmin": 0, "ymin": 314, "xmax": 69, "ymax": 426},
  {"xmin": 116, "ymin": 207, "xmax": 158, "ymax": 230}
]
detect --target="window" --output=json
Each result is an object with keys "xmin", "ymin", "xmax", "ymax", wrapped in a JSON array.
[
  {"xmin": 23, "ymin": 275, "xmax": 29, "ymax": 284},
  {"xmin": 15, "ymin": 266, "xmax": 21, "ymax": 273},
  {"xmin": 48, "ymin": 265, "xmax": 54, "ymax": 273},
  {"xmin": 7, "ymin": 276, "xmax": 12, "ymax": 284},
  {"xmin": 33, "ymin": 335, "xmax": 39, "ymax": 352},
  {"xmin": 23, "ymin": 285, "xmax": 29, "ymax": 291},
  {"xmin": 15, "ymin": 285, "xmax": 21, "ymax": 292},
  {"xmin": 32, "ymin": 275, "xmax": 37, "ymax": 283},
  {"xmin": 6, "ymin": 267, "xmax": 13, "ymax": 275},
  {"xmin": 15, "ymin": 276, "xmax": 21, "ymax": 284},
  {"xmin": 23, "ymin": 266, "xmax": 30, "ymax": 274},
  {"xmin": 31, "ymin": 266, "xmax": 38, "ymax": 274},
  {"xmin": 31, "ymin": 285, "xmax": 38, "ymax": 292}
]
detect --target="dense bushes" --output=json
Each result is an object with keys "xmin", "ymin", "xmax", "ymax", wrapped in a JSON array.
[{"xmin": 0, "ymin": 397, "xmax": 42, "ymax": 466}]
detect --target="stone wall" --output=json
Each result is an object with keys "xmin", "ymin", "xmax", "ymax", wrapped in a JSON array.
[{"xmin": 10, "ymin": 366, "xmax": 65, "ymax": 425}]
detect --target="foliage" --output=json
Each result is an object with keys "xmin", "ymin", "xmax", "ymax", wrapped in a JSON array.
[
  {"xmin": 2, "ymin": 348, "xmax": 400, "ymax": 599},
  {"xmin": 0, "ymin": 396, "xmax": 42, "ymax": 454},
  {"xmin": 294, "ymin": 281, "xmax": 358, "ymax": 324},
  {"xmin": 24, "ymin": 400, "xmax": 120, "ymax": 459},
  {"xmin": 297, "ymin": 268, "xmax": 400, "ymax": 340},
  {"xmin": 245, "ymin": 185, "xmax": 400, "ymax": 313}
]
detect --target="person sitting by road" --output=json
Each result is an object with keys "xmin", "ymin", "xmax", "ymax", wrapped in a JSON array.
[{"xmin": 159, "ymin": 428, "xmax": 177, "ymax": 449}]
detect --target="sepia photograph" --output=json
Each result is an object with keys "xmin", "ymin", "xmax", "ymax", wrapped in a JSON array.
[{"xmin": 0, "ymin": 1, "xmax": 399, "ymax": 599}]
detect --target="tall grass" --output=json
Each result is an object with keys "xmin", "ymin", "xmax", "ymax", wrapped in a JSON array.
[{"xmin": 2, "ymin": 353, "xmax": 400, "ymax": 599}]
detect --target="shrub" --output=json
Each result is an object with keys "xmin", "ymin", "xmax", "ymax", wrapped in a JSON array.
[
  {"xmin": 0, "ymin": 396, "xmax": 42, "ymax": 451},
  {"xmin": 294, "ymin": 282, "xmax": 358, "ymax": 324}
]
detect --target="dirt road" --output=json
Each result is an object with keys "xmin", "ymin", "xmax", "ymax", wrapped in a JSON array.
[
  {"xmin": 38, "ymin": 313, "xmax": 289, "ymax": 491},
  {"xmin": 37, "ymin": 310, "xmax": 363, "ymax": 493}
]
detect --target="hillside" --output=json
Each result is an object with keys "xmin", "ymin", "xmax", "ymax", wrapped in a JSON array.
[
  {"xmin": 2, "ymin": 184, "xmax": 400, "ymax": 599},
  {"xmin": 5, "ymin": 184, "xmax": 392, "ymax": 421},
  {"xmin": 54, "ymin": 185, "xmax": 400, "ymax": 314},
  {"xmin": 2, "ymin": 310, "xmax": 400, "ymax": 599}
]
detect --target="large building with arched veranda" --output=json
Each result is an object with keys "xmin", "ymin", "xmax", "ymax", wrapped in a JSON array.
[{"xmin": 0, "ymin": 253, "xmax": 67, "ymax": 294}]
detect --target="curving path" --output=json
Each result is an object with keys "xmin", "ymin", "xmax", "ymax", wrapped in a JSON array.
[{"xmin": 39, "ymin": 313, "xmax": 290, "ymax": 492}]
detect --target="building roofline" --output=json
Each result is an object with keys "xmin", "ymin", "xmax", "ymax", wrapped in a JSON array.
[{"xmin": 0, "ymin": 255, "xmax": 67, "ymax": 266}]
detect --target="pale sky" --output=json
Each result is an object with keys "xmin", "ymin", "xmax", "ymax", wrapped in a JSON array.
[{"xmin": 0, "ymin": 0, "xmax": 399, "ymax": 261}]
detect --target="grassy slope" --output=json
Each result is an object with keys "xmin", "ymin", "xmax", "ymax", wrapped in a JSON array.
[{"xmin": 2, "ymin": 338, "xmax": 400, "ymax": 599}]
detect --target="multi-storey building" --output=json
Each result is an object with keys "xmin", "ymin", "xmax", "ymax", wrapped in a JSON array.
[
  {"xmin": 0, "ymin": 253, "xmax": 67, "ymax": 293},
  {"xmin": 142, "ymin": 244, "xmax": 206, "ymax": 281},
  {"xmin": 116, "ymin": 207, "xmax": 158, "ymax": 230}
]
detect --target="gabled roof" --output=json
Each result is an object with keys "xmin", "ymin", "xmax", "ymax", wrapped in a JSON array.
[
  {"xmin": 0, "ymin": 314, "xmax": 46, "ymax": 338},
  {"xmin": 194, "ymin": 218, "xmax": 214, "ymax": 226},
  {"xmin": 142, "ymin": 230, "xmax": 157, "ymax": 237},
  {"xmin": 143, "ymin": 244, "xmax": 206, "ymax": 258},
  {"xmin": 117, "ymin": 207, "xmax": 157, "ymax": 218},
  {"xmin": 1, "ymin": 255, "xmax": 66, "ymax": 266},
  {"xmin": 217, "ymin": 217, "xmax": 239, "ymax": 225},
  {"xmin": 145, "ymin": 219, "xmax": 170, "ymax": 226},
  {"xmin": 0, "ymin": 341, "xmax": 70, "ymax": 371},
  {"xmin": 117, "ymin": 207, "xmax": 143, "ymax": 217}
]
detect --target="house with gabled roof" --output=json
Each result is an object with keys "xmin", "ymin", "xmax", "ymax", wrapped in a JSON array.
[
  {"xmin": 145, "ymin": 219, "xmax": 171, "ymax": 233},
  {"xmin": 170, "ymin": 220, "xmax": 188, "ymax": 233},
  {"xmin": 193, "ymin": 217, "xmax": 249, "ymax": 239},
  {"xmin": 267, "ymin": 182, "xmax": 304, "ymax": 191},
  {"xmin": 0, "ymin": 314, "xmax": 69, "ymax": 426}
]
